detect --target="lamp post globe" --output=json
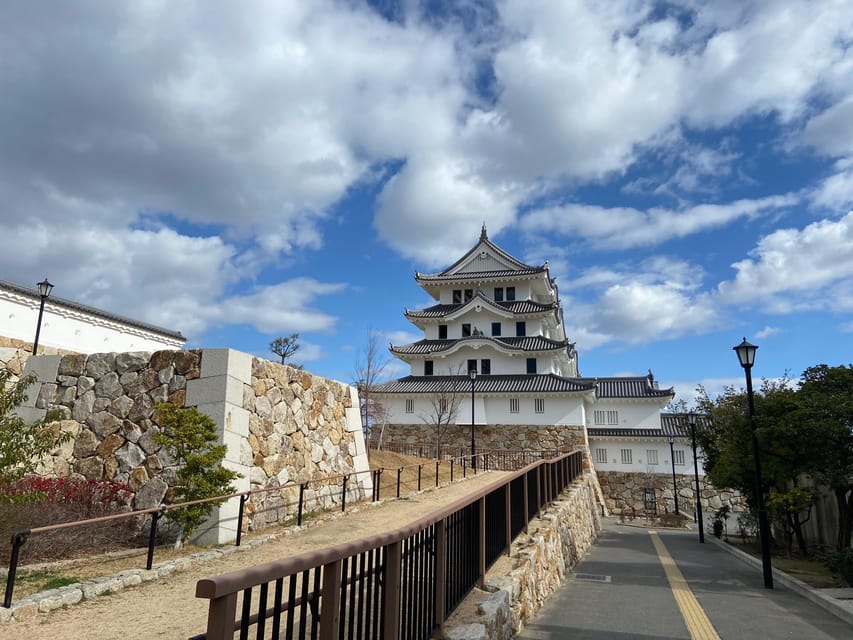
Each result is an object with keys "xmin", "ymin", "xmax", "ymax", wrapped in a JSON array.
[
  {"xmin": 733, "ymin": 337, "xmax": 773, "ymax": 588},
  {"xmin": 31, "ymin": 278, "xmax": 54, "ymax": 355}
]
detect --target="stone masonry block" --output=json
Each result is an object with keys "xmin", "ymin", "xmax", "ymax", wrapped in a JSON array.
[{"xmin": 199, "ymin": 348, "xmax": 252, "ymax": 383}]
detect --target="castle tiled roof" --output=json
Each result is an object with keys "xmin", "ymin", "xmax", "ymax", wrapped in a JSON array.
[
  {"xmin": 371, "ymin": 374, "xmax": 596, "ymax": 394},
  {"xmin": 405, "ymin": 298, "xmax": 557, "ymax": 319},
  {"xmin": 390, "ymin": 336, "xmax": 571, "ymax": 356}
]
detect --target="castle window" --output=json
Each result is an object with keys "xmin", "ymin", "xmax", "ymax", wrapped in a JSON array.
[
  {"xmin": 516, "ymin": 321, "xmax": 526, "ymax": 336},
  {"xmin": 594, "ymin": 410, "xmax": 619, "ymax": 425},
  {"xmin": 438, "ymin": 325, "xmax": 447, "ymax": 339},
  {"xmin": 464, "ymin": 289, "xmax": 473, "ymax": 302},
  {"xmin": 506, "ymin": 286, "xmax": 516, "ymax": 301},
  {"xmin": 405, "ymin": 399, "xmax": 414, "ymax": 413},
  {"xmin": 509, "ymin": 398, "xmax": 520, "ymax": 413},
  {"xmin": 439, "ymin": 398, "xmax": 448, "ymax": 414},
  {"xmin": 526, "ymin": 358, "xmax": 536, "ymax": 374},
  {"xmin": 534, "ymin": 398, "xmax": 545, "ymax": 413},
  {"xmin": 462, "ymin": 324, "xmax": 471, "ymax": 337},
  {"xmin": 494, "ymin": 287, "xmax": 504, "ymax": 302},
  {"xmin": 467, "ymin": 359, "xmax": 477, "ymax": 374},
  {"xmin": 453, "ymin": 290, "xmax": 462, "ymax": 303},
  {"xmin": 646, "ymin": 450, "xmax": 658, "ymax": 465},
  {"xmin": 491, "ymin": 322, "xmax": 501, "ymax": 336},
  {"xmin": 424, "ymin": 360, "xmax": 433, "ymax": 376},
  {"xmin": 621, "ymin": 449, "xmax": 633, "ymax": 464},
  {"xmin": 595, "ymin": 448, "xmax": 607, "ymax": 464},
  {"xmin": 480, "ymin": 359, "xmax": 490, "ymax": 374},
  {"xmin": 674, "ymin": 450, "xmax": 685, "ymax": 466}
]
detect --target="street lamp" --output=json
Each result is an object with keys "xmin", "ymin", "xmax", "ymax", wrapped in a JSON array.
[
  {"xmin": 668, "ymin": 435, "xmax": 679, "ymax": 515},
  {"xmin": 689, "ymin": 413, "xmax": 705, "ymax": 543},
  {"xmin": 31, "ymin": 278, "xmax": 54, "ymax": 355},
  {"xmin": 734, "ymin": 337, "xmax": 773, "ymax": 589},
  {"xmin": 469, "ymin": 369, "xmax": 477, "ymax": 471}
]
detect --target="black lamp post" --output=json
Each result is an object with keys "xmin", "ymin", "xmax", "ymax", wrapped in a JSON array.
[
  {"xmin": 689, "ymin": 413, "xmax": 705, "ymax": 543},
  {"xmin": 668, "ymin": 435, "xmax": 679, "ymax": 514},
  {"xmin": 31, "ymin": 278, "xmax": 54, "ymax": 355},
  {"xmin": 469, "ymin": 369, "xmax": 477, "ymax": 470},
  {"xmin": 734, "ymin": 337, "xmax": 773, "ymax": 589}
]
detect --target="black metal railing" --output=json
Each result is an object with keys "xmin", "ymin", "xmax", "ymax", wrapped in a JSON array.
[{"xmin": 191, "ymin": 450, "xmax": 585, "ymax": 640}]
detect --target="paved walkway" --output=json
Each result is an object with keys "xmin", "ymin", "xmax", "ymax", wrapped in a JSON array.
[{"xmin": 517, "ymin": 519, "xmax": 853, "ymax": 640}]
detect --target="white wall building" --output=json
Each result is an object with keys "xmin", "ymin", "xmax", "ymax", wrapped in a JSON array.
[
  {"xmin": 0, "ymin": 279, "xmax": 185, "ymax": 354},
  {"xmin": 371, "ymin": 227, "xmax": 681, "ymax": 453}
]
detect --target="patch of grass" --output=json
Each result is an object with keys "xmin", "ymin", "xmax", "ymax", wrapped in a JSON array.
[
  {"xmin": 725, "ymin": 538, "xmax": 846, "ymax": 589},
  {"xmin": 14, "ymin": 571, "xmax": 82, "ymax": 598}
]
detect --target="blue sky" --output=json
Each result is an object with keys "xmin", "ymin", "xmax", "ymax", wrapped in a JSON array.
[{"xmin": 1, "ymin": 1, "xmax": 852, "ymax": 407}]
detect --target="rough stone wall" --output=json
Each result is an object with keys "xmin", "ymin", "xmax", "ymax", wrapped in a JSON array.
[
  {"xmin": 444, "ymin": 470, "xmax": 601, "ymax": 639},
  {"xmin": 0, "ymin": 336, "xmax": 76, "ymax": 384},
  {"xmin": 243, "ymin": 357, "xmax": 366, "ymax": 530},
  {"xmin": 596, "ymin": 470, "xmax": 747, "ymax": 517},
  {"xmin": 376, "ymin": 423, "xmax": 586, "ymax": 453},
  {"xmin": 16, "ymin": 349, "xmax": 370, "ymax": 541}
]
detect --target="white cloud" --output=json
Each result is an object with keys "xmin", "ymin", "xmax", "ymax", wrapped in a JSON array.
[
  {"xmin": 519, "ymin": 195, "xmax": 798, "ymax": 250},
  {"xmin": 755, "ymin": 326, "xmax": 782, "ymax": 339},
  {"xmin": 804, "ymin": 99, "xmax": 853, "ymax": 157},
  {"xmin": 811, "ymin": 162, "xmax": 853, "ymax": 211},
  {"xmin": 717, "ymin": 212, "xmax": 853, "ymax": 311}
]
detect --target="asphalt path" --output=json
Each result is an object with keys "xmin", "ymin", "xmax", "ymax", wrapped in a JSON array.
[{"xmin": 516, "ymin": 518, "xmax": 852, "ymax": 640}]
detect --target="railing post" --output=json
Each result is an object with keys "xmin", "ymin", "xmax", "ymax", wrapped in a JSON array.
[
  {"xmin": 523, "ymin": 471, "xmax": 529, "ymax": 534},
  {"xmin": 4, "ymin": 530, "xmax": 29, "ymax": 608},
  {"xmin": 450, "ymin": 458, "xmax": 454, "ymax": 482},
  {"xmin": 205, "ymin": 592, "xmax": 238, "ymax": 640},
  {"xmin": 478, "ymin": 497, "xmax": 486, "ymax": 587},
  {"xmin": 435, "ymin": 460, "xmax": 440, "ymax": 488},
  {"xmin": 396, "ymin": 468, "xmax": 402, "ymax": 498},
  {"xmin": 418, "ymin": 465, "xmax": 422, "ymax": 492},
  {"xmin": 298, "ymin": 483, "xmax": 306, "ymax": 526},
  {"xmin": 374, "ymin": 470, "xmax": 382, "ymax": 501},
  {"xmin": 147, "ymin": 508, "xmax": 165, "ymax": 570},
  {"xmin": 434, "ymin": 519, "xmax": 447, "ymax": 630},
  {"xmin": 319, "ymin": 560, "xmax": 343, "ymax": 640},
  {"xmin": 236, "ymin": 493, "xmax": 249, "ymax": 546},
  {"xmin": 341, "ymin": 475, "xmax": 349, "ymax": 512},
  {"xmin": 383, "ymin": 541, "xmax": 402, "ymax": 639},
  {"xmin": 504, "ymin": 483, "xmax": 512, "ymax": 556}
]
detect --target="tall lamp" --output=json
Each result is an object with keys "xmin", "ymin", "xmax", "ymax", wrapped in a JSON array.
[
  {"xmin": 469, "ymin": 370, "xmax": 477, "ymax": 471},
  {"xmin": 668, "ymin": 435, "xmax": 679, "ymax": 514},
  {"xmin": 689, "ymin": 413, "xmax": 705, "ymax": 543},
  {"xmin": 734, "ymin": 337, "xmax": 773, "ymax": 588},
  {"xmin": 32, "ymin": 278, "xmax": 54, "ymax": 355}
]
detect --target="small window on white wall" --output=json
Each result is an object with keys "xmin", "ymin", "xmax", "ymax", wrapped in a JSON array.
[
  {"xmin": 439, "ymin": 399, "xmax": 448, "ymax": 415},
  {"xmin": 674, "ymin": 450, "xmax": 685, "ymax": 466},
  {"xmin": 607, "ymin": 411, "xmax": 619, "ymax": 425},
  {"xmin": 534, "ymin": 398, "xmax": 545, "ymax": 413},
  {"xmin": 595, "ymin": 448, "xmax": 607, "ymax": 464},
  {"xmin": 593, "ymin": 410, "xmax": 618, "ymax": 425},
  {"xmin": 646, "ymin": 449, "xmax": 658, "ymax": 465},
  {"xmin": 405, "ymin": 399, "xmax": 414, "ymax": 413},
  {"xmin": 509, "ymin": 398, "xmax": 520, "ymax": 413},
  {"xmin": 621, "ymin": 449, "xmax": 633, "ymax": 464}
]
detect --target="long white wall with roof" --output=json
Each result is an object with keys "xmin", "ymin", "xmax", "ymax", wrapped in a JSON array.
[{"xmin": 0, "ymin": 282, "xmax": 185, "ymax": 354}]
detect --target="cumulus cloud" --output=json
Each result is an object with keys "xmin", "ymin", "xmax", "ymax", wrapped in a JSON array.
[
  {"xmin": 518, "ymin": 195, "xmax": 798, "ymax": 250},
  {"xmin": 716, "ymin": 212, "xmax": 853, "ymax": 312}
]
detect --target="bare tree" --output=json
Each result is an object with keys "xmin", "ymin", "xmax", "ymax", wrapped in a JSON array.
[
  {"xmin": 270, "ymin": 333, "xmax": 300, "ymax": 366},
  {"xmin": 420, "ymin": 365, "xmax": 467, "ymax": 457},
  {"xmin": 354, "ymin": 328, "xmax": 390, "ymax": 443}
]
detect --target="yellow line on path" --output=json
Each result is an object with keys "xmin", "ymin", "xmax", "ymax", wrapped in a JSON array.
[{"xmin": 649, "ymin": 531, "xmax": 720, "ymax": 640}]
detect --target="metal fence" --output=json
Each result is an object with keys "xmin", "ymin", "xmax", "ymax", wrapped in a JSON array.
[{"xmin": 190, "ymin": 450, "xmax": 584, "ymax": 640}]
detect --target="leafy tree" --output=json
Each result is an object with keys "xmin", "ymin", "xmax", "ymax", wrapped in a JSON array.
[
  {"xmin": 270, "ymin": 333, "xmax": 301, "ymax": 367},
  {"xmin": 797, "ymin": 364, "xmax": 853, "ymax": 550},
  {"xmin": 154, "ymin": 403, "xmax": 240, "ymax": 542},
  {"xmin": 0, "ymin": 370, "xmax": 67, "ymax": 490}
]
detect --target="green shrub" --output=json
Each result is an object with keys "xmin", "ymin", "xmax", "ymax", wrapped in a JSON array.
[
  {"xmin": 822, "ymin": 549, "xmax": 853, "ymax": 586},
  {"xmin": 154, "ymin": 403, "xmax": 240, "ymax": 542}
]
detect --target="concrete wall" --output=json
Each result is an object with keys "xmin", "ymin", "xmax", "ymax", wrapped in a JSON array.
[{"xmin": 16, "ymin": 348, "xmax": 370, "ymax": 544}]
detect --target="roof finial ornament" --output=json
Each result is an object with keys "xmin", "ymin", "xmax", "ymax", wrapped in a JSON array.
[{"xmin": 480, "ymin": 222, "xmax": 488, "ymax": 241}]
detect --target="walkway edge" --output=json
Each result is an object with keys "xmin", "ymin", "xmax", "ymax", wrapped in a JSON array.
[{"xmin": 707, "ymin": 535, "xmax": 853, "ymax": 627}]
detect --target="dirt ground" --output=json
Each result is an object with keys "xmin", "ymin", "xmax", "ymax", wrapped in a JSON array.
[{"xmin": 4, "ymin": 459, "xmax": 507, "ymax": 640}]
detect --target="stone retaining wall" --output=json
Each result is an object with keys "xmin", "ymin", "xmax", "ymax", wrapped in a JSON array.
[
  {"xmin": 375, "ymin": 423, "xmax": 587, "ymax": 455},
  {"xmin": 597, "ymin": 470, "xmax": 746, "ymax": 517},
  {"xmin": 0, "ymin": 336, "xmax": 76, "ymax": 385},
  {"xmin": 443, "ymin": 470, "xmax": 601, "ymax": 639},
  {"xmin": 16, "ymin": 348, "xmax": 370, "ymax": 543}
]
